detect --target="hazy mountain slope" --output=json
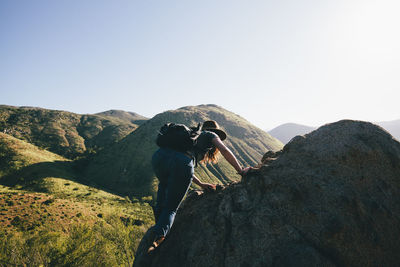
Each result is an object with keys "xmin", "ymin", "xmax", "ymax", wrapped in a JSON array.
[
  {"xmin": 83, "ymin": 104, "xmax": 283, "ymax": 198},
  {"xmin": 377, "ymin": 119, "xmax": 400, "ymax": 141},
  {"xmin": 0, "ymin": 105, "xmax": 139, "ymax": 158},
  {"xmin": 268, "ymin": 123, "xmax": 316, "ymax": 144},
  {"xmin": 96, "ymin": 110, "xmax": 148, "ymax": 125},
  {"xmin": 268, "ymin": 120, "xmax": 400, "ymax": 144}
]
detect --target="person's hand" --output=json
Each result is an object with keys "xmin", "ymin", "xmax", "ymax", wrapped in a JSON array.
[
  {"xmin": 238, "ymin": 167, "xmax": 252, "ymax": 176},
  {"xmin": 201, "ymin": 183, "xmax": 216, "ymax": 192}
]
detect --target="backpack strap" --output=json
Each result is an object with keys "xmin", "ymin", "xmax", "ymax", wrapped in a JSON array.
[
  {"xmin": 190, "ymin": 123, "xmax": 202, "ymax": 136},
  {"xmin": 185, "ymin": 123, "xmax": 202, "ymax": 168}
]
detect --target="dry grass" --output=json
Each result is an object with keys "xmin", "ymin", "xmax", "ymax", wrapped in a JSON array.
[{"xmin": 0, "ymin": 191, "xmax": 99, "ymax": 232}]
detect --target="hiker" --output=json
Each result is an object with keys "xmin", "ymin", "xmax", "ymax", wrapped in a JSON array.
[{"xmin": 148, "ymin": 120, "xmax": 251, "ymax": 252}]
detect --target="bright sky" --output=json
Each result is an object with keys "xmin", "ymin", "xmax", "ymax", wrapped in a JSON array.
[{"xmin": 1, "ymin": 0, "xmax": 399, "ymax": 130}]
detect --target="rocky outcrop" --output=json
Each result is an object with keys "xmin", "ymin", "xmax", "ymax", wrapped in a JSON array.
[{"xmin": 136, "ymin": 120, "xmax": 400, "ymax": 267}]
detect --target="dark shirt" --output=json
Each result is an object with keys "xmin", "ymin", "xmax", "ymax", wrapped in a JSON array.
[{"xmin": 193, "ymin": 130, "xmax": 218, "ymax": 163}]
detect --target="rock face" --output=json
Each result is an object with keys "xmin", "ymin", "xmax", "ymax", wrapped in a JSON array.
[{"xmin": 138, "ymin": 120, "xmax": 400, "ymax": 267}]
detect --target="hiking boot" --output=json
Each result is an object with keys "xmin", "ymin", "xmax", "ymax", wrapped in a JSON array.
[
  {"xmin": 133, "ymin": 227, "xmax": 156, "ymax": 267},
  {"xmin": 147, "ymin": 236, "xmax": 165, "ymax": 253}
]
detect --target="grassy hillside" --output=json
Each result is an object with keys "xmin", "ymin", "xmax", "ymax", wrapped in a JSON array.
[
  {"xmin": 0, "ymin": 132, "xmax": 66, "ymax": 178},
  {"xmin": 0, "ymin": 105, "xmax": 140, "ymax": 159},
  {"xmin": 0, "ymin": 182, "xmax": 153, "ymax": 266},
  {"xmin": 0, "ymin": 130, "xmax": 153, "ymax": 266},
  {"xmin": 83, "ymin": 104, "xmax": 283, "ymax": 198},
  {"xmin": 0, "ymin": 180, "xmax": 153, "ymax": 235}
]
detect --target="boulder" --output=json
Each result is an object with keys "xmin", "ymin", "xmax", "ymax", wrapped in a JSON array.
[{"xmin": 136, "ymin": 120, "xmax": 400, "ymax": 267}]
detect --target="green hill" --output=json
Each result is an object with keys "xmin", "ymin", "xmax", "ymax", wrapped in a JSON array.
[
  {"xmin": 0, "ymin": 105, "xmax": 142, "ymax": 159},
  {"xmin": 0, "ymin": 130, "xmax": 153, "ymax": 228},
  {"xmin": 0, "ymin": 131, "xmax": 153, "ymax": 266},
  {"xmin": 83, "ymin": 104, "xmax": 283, "ymax": 198},
  {"xmin": 0, "ymin": 132, "xmax": 67, "ymax": 178}
]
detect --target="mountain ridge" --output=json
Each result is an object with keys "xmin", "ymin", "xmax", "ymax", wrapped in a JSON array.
[
  {"xmin": 0, "ymin": 105, "xmax": 142, "ymax": 159},
  {"xmin": 95, "ymin": 109, "xmax": 148, "ymax": 125}
]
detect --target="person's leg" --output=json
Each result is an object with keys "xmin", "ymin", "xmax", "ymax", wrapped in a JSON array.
[
  {"xmin": 153, "ymin": 152, "xmax": 194, "ymax": 238},
  {"xmin": 152, "ymin": 148, "xmax": 171, "ymax": 222},
  {"xmin": 154, "ymin": 181, "xmax": 166, "ymax": 222}
]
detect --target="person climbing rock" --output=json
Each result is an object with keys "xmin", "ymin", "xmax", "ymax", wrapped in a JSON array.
[{"xmin": 135, "ymin": 120, "xmax": 251, "ymax": 262}]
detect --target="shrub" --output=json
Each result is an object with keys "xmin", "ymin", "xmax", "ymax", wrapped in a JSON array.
[
  {"xmin": 10, "ymin": 216, "xmax": 22, "ymax": 226},
  {"xmin": 122, "ymin": 196, "xmax": 130, "ymax": 204},
  {"xmin": 42, "ymin": 199, "xmax": 54, "ymax": 205},
  {"xmin": 141, "ymin": 196, "xmax": 152, "ymax": 204}
]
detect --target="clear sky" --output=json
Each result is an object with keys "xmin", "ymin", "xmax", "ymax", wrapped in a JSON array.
[{"xmin": 1, "ymin": 0, "xmax": 399, "ymax": 130}]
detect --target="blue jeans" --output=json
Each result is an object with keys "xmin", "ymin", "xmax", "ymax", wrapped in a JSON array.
[{"xmin": 152, "ymin": 148, "xmax": 194, "ymax": 237}]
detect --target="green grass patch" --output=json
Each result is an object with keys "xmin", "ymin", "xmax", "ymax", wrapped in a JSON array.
[{"xmin": 0, "ymin": 215, "xmax": 150, "ymax": 266}]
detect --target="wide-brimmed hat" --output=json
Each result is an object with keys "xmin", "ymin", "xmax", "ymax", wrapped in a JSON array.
[{"xmin": 202, "ymin": 120, "xmax": 227, "ymax": 141}]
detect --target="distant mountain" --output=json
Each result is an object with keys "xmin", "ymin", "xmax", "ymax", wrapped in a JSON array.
[
  {"xmin": 268, "ymin": 123, "xmax": 316, "ymax": 144},
  {"xmin": 83, "ymin": 104, "xmax": 284, "ymax": 198},
  {"xmin": 96, "ymin": 110, "xmax": 148, "ymax": 125},
  {"xmin": 269, "ymin": 120, "xmax": 400, "ymax": 144},
  {"xmin": 0, "ymin": 105, "xmax": 140, "ymax": 159},
  {"xmin": 376, "ymin": 119, "xmax": 400, "ymax": 141}
]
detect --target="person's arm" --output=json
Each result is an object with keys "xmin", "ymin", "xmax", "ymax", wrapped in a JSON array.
[
  {"xmin": 193, "ymin": 174, "xmax": 216, "ymax": 190},
  {"xmin": 212, "ymin": 137, "xmax": 251, "ymax": 176}
]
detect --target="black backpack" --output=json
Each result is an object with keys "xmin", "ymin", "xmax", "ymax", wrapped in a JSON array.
[{"xmin": 156, "ymin": 123, "xmax": 202, "ymax": 153}]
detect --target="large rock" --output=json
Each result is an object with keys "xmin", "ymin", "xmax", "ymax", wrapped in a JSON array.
[{"xmin": 136, "ymin": 120, "xmax": 400, "ymax": 267}]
